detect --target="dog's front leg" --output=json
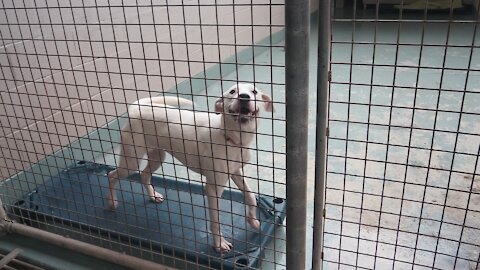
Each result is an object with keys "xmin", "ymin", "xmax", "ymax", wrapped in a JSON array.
[
  {"xmin": 231, "ymin": 169, "xmax": 260, "ymax": 230},
  {"xmin": 205, "ymin": 181, "xmax": 233, "ymax": 253}
]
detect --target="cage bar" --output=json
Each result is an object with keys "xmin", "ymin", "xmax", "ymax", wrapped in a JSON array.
[
  {"xmin": 285, "ymin": 0, "xmax": 311, "ymax": 269},
  {"xmin": 312, "ymin": 0, "xmax": 332, "ymax": 269}
]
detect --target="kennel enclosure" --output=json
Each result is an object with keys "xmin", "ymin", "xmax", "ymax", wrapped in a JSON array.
[{"xmin": 1, "ymin": 0, "xmax": 480, "ymax": 269}]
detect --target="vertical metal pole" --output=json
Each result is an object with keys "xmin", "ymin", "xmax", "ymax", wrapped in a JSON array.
[
  {"xmin": 285, "ymin": 0, "xmax": 310, "ymax": 269},
  {"xmin": 312, "ymin": 0, "xmax": 331, "ymax": 269}
]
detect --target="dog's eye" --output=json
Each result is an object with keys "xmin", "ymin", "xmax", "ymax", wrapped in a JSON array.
[
  {"xmin": 252, "ymin": 89, "xmax": 257, "ymax": 95},
  {"xmin": 229, "ymin": 89, "xmax": 236, "ymax": 94}
]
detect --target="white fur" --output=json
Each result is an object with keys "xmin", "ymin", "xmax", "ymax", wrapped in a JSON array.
[{"xmin": 107, "ymin": 83, "xmax": 274, "ymax": 253}]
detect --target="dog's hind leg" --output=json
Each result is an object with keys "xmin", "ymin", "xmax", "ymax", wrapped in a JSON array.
[
  {"xmin": 107, "ymin": 128, "xmax": 144, "ymax": 209},
  {"xmin": 140, "ymin": 149, "xmax": 166, "ymax": 203}
]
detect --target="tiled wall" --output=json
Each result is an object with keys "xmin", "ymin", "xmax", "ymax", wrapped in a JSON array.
[{"xmin": 0, "ymin": 0, "xmax": 287, "ymax": 180}]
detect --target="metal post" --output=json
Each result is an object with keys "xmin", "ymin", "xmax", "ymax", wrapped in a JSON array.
[
  {"xmin": 285, "ymin": 0, "xmax": 310, "ymax": 269},
  {"xmin": 312, "ymin": 0, "xmax": 331, "ymax": 269}
]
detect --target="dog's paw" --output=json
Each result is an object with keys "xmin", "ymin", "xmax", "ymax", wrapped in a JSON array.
[
  {"xmin": 248, "ymin": 218, "xmax": 260, "ymax": 230},
  {"xmin": 215, "ymin": 237, "xmax": 233, "ymax": 253},
  {"xmin": 108, "ymin": 198, "xmax": 118, "ymax": 209},
  {"xmin": 150, "ymin": 191, "xmax": 164, "ymax": 203}
]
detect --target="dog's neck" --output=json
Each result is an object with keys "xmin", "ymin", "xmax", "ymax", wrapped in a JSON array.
[
  {"xmin": 221, "ymin": 115, "xmax": 256, "ymax": 147},
  {"xmin": 225, "ymin": 134, "xmax": 244, "ymax": 147}
]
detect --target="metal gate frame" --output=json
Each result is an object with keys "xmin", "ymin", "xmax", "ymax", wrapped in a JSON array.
[{"xmin": 317, "ymin": 0, "xmax": 480, "ymax": 269}]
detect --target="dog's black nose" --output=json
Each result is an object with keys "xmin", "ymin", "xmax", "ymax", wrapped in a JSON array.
[{"xmin": 238, "ymin": 93, "xmax": 250, "ymax": 100}]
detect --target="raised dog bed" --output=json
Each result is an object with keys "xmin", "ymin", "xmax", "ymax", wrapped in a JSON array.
[{"xmin": 10, "ymin": 161, "xmax": 286, "ymax": 269}]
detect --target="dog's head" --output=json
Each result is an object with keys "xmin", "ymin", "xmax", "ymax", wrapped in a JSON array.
[{"xmin": 215, "ymin": 83, "xmax": 274, "ymax": 124}]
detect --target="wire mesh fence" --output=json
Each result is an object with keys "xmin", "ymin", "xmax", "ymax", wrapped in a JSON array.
[
  {"xmin": 2, "ymin": 0, "xmax": 479, "ymax": 269},
  {"xmin": 0, "ymin": 0, "xmax": 289, "ymax": 269},
  {"xmin": 324, "ymin": 1, "xmax": 480, "ymax": 269}
]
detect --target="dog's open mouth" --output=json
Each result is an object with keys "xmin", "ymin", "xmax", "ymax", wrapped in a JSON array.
[{"xmin": 229, "ymin": 108, "xmax": 258, "ymax": 123}]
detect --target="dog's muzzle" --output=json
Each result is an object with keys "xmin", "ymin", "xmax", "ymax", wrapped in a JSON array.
[{"xmin": 229, "ymin": 94, "xmax": 258, "ymax": 123}]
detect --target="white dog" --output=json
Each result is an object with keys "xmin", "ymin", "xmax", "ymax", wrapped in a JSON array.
[{"xmin": 107, "ymin": 83, "xmax": 274, "ymax": 253}]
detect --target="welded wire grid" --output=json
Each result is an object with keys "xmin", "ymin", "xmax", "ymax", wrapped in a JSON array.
[
  {"xmin": 325, "ymin": 1, "xmax": 480, "ymax": 269},
  {"xmin": 0, "ymin": 0, "xmax": 286, "ymax": 269}
]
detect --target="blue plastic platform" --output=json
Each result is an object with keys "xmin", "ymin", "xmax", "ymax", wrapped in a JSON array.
[{"xmin": 11, "ymin": 161, "xmax": 286, "ymax": 269}]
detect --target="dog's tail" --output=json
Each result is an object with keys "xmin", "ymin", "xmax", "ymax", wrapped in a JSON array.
[{"xmin": 134, "ymin": 96, "xmax": 193, "ymax": 108}]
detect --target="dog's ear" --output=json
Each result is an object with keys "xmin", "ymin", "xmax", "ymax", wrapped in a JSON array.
[
  {"xmin": 261, "ymin": 93, "xmax": 275, "ymax": 112},
  {"xmin": 215, "ymin": 97, "xmax": 223, "ymax": 114}
]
